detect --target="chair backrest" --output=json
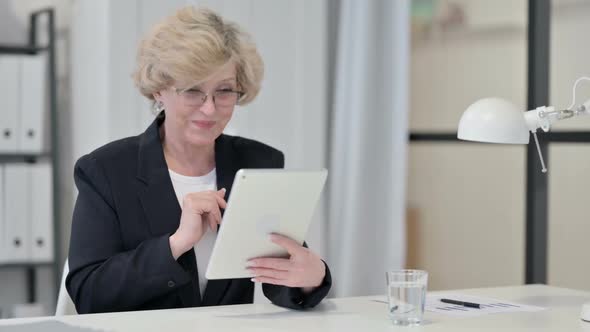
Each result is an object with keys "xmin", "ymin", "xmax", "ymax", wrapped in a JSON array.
[{"xmin": 55, "ymin": 259, "xmax": 77, "ymax": 315}]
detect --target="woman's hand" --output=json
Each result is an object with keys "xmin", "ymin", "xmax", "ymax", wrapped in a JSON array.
[
  {"xmin": 169, "ymin": 188, "xmax": 227, "ymax": 260},
  {"xmin": 247, "ymin": 234, "xmax": 326, "ymax": 293}
]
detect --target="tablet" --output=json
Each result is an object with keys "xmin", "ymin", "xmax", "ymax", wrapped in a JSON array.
[{"xmin": 205, "ymin": 169, "xmax": 327, "ymax": 280}]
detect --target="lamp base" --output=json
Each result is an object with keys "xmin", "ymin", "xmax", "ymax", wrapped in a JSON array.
[{"xmin": 581, "ymin": 302, "xmax": 590, "ymax": 322}]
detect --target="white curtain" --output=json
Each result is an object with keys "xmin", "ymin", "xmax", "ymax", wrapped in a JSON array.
[{"xmin": 328, "ymin": 0, "xmax": 410, "ymax": 297}]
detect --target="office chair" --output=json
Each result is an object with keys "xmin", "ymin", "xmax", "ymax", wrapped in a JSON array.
[{"xmin": 55, "ymin": 259, "xmax": 77, "ymax": 315}]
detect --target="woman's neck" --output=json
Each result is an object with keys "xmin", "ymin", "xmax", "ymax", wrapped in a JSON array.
[{"xmin": 160, "ymin": 125, "xmax": 215, "ymax": 177}]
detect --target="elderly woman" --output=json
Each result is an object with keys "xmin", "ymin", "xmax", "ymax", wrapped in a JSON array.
[{"xmin": 66, "ymin": 6, "xmax": 331, "ymax": 314}]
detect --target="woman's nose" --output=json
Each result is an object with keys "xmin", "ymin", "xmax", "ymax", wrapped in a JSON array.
[{"xmin": 199, "ymin": 95, "xmax": 216, "ymax": 115}]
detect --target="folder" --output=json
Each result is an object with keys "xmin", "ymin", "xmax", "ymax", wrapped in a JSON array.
[
  {"xmin": 0, "ymin": 55, "xmax": 21, "ymax": 153},
  {"xmin": 19, "ymin": 54, "xmax": 48, "ymax": 154},
  {"xmin": 0, "ymin": 165, "xmax": 4, "ymax": 263},
  {"xmin": 3, "ymin": 164, "xmax": 30, "ymax": 262},
  {"xmin": 29, "ymin": 162, "xmax": 53, "ymax": 262}
]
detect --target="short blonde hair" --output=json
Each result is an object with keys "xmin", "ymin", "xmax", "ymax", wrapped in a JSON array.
[{"xmin": 133, "ymin": 6, "xmax": 263, "ymax": 105}]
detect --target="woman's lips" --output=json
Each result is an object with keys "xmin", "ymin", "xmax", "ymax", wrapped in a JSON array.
[{"xmin": 192, "ymin": 120, "xmax": 216, "ymax": 129}]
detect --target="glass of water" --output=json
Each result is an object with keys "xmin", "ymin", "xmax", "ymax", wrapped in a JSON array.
[{"xmin": 386, "ymin": 269, "xmax": 428, "ymax": 326}]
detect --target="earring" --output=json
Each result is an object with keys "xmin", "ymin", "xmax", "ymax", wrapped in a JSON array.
[{"xmin": 155, "ymin": 101, "xmax": 165, "ymax": 113}]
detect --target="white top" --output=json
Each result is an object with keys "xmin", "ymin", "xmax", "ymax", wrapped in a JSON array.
[{"xmin": 168, "ymin": 168, "xmax": 217, "ymax": 299}]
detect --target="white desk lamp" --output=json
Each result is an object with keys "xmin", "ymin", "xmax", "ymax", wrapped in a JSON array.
[
  {"xmin": 457, "ymin": 77, "xmax": 590, "ymax": 321},
  {"xmin": 458, "ymin": 77, "xmax": 590, "ymax": 173}
]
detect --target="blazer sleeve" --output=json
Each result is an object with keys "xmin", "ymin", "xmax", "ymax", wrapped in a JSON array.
[
  {"xmin": 261, "ymin": 150, "xmax": 333, "ymax": 309},
  {"xmin": 66, "ymin": 154, "xmax": 191, "ymax": 314},
  {"xmin": 263, "ymin": 260, "xmax": 333, "ymax": 310}
]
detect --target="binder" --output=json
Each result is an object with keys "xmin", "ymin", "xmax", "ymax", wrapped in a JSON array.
[
  {"xmin": 19, "ymin": 54, "xmax": 48, "ymax": 154},
  {"xmin": 29, "ymin": 162, "xmax": 53, "ymax": 262},
  {"xmin": 0, "ymin": 56, "xmax": 20, "ymax": 152},
  {"xmin": 3, "ymin": 164, "xmax": 30, "ymax": 262},
  {"xmin": 0, "ymin": 165, "xmax": 4, "ymax": 263}
]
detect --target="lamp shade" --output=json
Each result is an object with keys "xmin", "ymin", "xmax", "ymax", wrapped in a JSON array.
[{"xmin": 457, "ymin": 98, "xmax": 530, "ymax": 144}]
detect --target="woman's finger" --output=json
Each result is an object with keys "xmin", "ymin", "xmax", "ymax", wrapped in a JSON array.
[
  {"xmin": 251, "ymin": 276, "xmax": 287, "ymax": 286},
  {"xmin": 248, "ymin": 258, "xmax": 293, "ymax": 271},
  {"xmin": 208, "ymin": 215, "xmax": 217, "ymax": 232},
  {"xmin": 248, "ymin": 267, "xmax": 289, "ymax": 280},
  {"xmin": 269, "ymin": 234, "xmax": 304, "ymax": 255},
  {"xmin": 214, "ymin": 194, "xmax": 227, "ymax": 209},
  {"xmin": 211, "ymin": 201, "xmax": 222, "ymax": 225}
]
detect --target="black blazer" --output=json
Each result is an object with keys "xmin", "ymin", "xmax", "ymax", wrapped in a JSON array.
[{"xmin": 66, "ymin": 113, "xmax": 331, "ymax": 314}]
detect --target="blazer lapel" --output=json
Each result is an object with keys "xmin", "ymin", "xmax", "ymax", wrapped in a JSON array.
[
  {"xmin": 214, "ymin": 134, "xmax": 239, "ymax": 202},
  {"xmin": 201, "ymin": 134, "xmax": 240, "ymax": 306},
  {"xmin": 136, "ymin": 113, "xmax": 201, "ymax": 307}
]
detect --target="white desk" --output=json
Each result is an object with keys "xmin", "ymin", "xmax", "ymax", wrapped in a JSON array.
[{"xmin": 2, "ymin": 285, "xmax": 590, "ymax": 331}]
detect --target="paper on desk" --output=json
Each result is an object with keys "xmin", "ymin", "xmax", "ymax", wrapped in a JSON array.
[{"xmin": 426, "ymin": 293, "xmax": 545, "ymax": 317}]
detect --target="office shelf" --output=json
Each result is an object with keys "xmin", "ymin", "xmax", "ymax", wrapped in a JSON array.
[
  {"xmin": 0, "ymin": 8, "xmax": 61, "ymax": 306},
  {"xmin": 0, "ymin": 46, "xmax": 48, "ymax": 55},
  {"xmin": 0, "ymin": 154, "xmax": 51, "ymax": 163},
  {"xmin": 0, "ymin": 263, "xmax": 54, "ymax": 269}
]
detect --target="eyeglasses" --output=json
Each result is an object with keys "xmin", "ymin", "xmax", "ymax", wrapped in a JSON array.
[{"xmin": 175, "ymin": 87, "xmax": 243, "ymax": 109}]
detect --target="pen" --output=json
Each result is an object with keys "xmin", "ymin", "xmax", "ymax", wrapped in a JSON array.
[{"xmin": 440, "ymin": 298, "xmax": 481, "ymax": 309}]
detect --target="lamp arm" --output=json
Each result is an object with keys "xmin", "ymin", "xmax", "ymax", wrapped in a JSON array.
[
  {"xmin": 523, "ymin": 107, "xmax": 555, "ymax": 133},
  {"xmin": 524, "ymin": 100, "xmax": 590, "ymax": 133},
  {"xmin": 523, "ymin": 74, "xmax": 590, "ymax": 133},
  {"xmin": 521, "ymin": 98, "xmax": 590, "ymax": 174},
  {"xmin": 574, "ymin": 98, "xmax": 590, "ymax": 116}
]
